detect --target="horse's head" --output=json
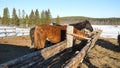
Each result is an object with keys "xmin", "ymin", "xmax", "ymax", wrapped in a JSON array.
[{"xmin": 84, "ymin": 20, "xmax": 93, "ymax": 32}]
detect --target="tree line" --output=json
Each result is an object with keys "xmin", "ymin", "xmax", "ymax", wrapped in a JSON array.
[
  {"xmin": 55, "ymin": 16, "xmax": 120, "ymax": 25},
  {"xmin": 0, "ymin": 7, "xmax": 60, "ymax": 27},
  {"xmin": 1, "ymin": 7, "xmax": 120, "ymax": 27}
]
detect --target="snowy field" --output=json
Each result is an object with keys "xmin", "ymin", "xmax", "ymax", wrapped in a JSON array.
[
  {"xmin": 92, "ymin": 25, "xmax": 120, "ymax": 39},
  {"xmin": 0, "ymin": 25, "xmax": 120, "ymax": 39},
  {"xmin": 0, "ymin": 26, "xmax": 30, "ymax": 37}
]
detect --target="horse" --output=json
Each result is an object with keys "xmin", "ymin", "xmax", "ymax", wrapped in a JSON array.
[
  {"xmin": 29, "ymin": 20, "xmax": 93, "ymax": 46},
  {"xmin": 29, "ymin": 23, "xmax": 60, "ymax": 46},
  {"xmin": 70, "ymin": 20, "xmax": 93, "ymax": 32},
  {"xmin": 118, "ymin": 32, "xmax": 120, "ymax": 46},
  {"xmin": 52, "ymin": 20, "xmax": 93, "ymax": 32},
  {"xmin": 34, "ymin": 24, "xmax": 90, "ymax": 49},
  {"xmin": 51, "ymin": 20, "xmax": 94, "ymax": 52}
]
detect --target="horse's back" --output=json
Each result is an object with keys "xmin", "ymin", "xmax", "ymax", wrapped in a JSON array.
[{"xmin": 37, "ymin": 24, "xmax": 62, "ymax": 43}]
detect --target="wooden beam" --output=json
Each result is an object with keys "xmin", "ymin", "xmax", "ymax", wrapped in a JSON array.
[
  {"xmin": 64, "ymin": 41, "xmax": 91, "ymax": 68},
  {"xmin": 87, "ymin": 30, "xmax": 102, "ymax": 52},
  {"xmin": 41, "ymin": 40, "xmax": 66, "ymax": 59},
  {"xmin": 66, "ymin": 26, "xmax": 73, "ymax": 48},
  {"xmin": 0, "ymin": 40, "xmax": 66, "ymax": 68},
  {"xmin": 64, "ymin": 30, "xmax": 102, "ymax": 68}
]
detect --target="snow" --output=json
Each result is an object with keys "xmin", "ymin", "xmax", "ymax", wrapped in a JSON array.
[
  {"xmin": 0, "ymin": 26, "xmax": 30, "ymax": 37},
  {"xmin": 92, "ymin": 25, "xmax": 120, "ymax": 39},
  {"xmin": 0, "ymin": 25, "xmax": 120, "ymax": 39}
]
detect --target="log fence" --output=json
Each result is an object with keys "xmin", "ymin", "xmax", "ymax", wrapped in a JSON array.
[{"xmin": 0, "ymin": 26, "xmax": 102, "ymax": 68}]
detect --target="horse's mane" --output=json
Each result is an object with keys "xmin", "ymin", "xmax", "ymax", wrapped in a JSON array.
[{"xmin": 70, "ymin": 20, "xmax": 89, "ymax": 26}]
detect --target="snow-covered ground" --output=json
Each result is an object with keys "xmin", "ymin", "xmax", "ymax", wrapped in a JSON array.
[
  {"xmin": 0, "ymin": 25, "xmax": 120, "ymax": 39},
  {"xmin": 0, "ymin": 26, "xmax": 30, "ymax": 37},
  {"xmin": 92, "ymin": 25, "xmax": 120, "ymax": 39}
]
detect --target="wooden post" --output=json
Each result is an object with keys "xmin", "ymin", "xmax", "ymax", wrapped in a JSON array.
[
  {"xmin": 22, "ymin": 28, "xmax": 24, "ymax": 35},
  {"xmin": 64, "ymin": 30, "xmax": 102, "ymax": 68},
  {"xmin": 66, "ymin": 26, "xmax": 74, "ymax": 48},
  {"xmin": 87, "ymin": 30, "xmax": 102, "ymax": 52},
  {"xmin": 4, "ymin": 28, "xmax": 7, "ymax": 37},
  {"xmin": 13, "ymin": 27, "xmax": 16, "ymax": 36}
]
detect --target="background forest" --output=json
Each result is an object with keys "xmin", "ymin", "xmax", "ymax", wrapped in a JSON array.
[{"xmin": 0, "ymin": 7, "xmax": 120, "ymax": 28}]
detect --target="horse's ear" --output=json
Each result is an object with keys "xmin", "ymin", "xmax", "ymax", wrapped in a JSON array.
[
  {"xmin": 85, "ymin": 20, "xmax": 89, "ymax": 23},
  {"xmin": 85, "ymin": 20, "xmax": 87, "ymax": 21}
]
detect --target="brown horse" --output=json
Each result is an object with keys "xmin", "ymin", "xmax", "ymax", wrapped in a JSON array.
[
  {"xmin": 34, "ymin": 24, "xmax": 90, "ymax": 49},
  {"xmin": 30, "ymin": 20, "xmax": 93, "ymax": 46}
]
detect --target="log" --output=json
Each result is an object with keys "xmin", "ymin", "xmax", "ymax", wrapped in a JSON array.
[
  {"xmin": 64, "ymin": 30, "xmax": 102, "ymax": 68},
  {"xmin": 0, "ymin": 40, "xmax": 66, "ymax": 68},
  {"xmin": 0, "ymin": 50, "xmax": 42, "ymax": 68},
  {"xmin": 41, "ymin": 40, "xmax": 66, "ymax": 59},
  {"xmin": 87, "ymin": 30, "xmax": 102, "ymax": 52},
  {"xmin": 20, "ymin": 40, "xmax": 67, "ymax": 68},
  {"xmin": 64, "ymin": 41, "xmax": 91, "ymax": 68},
  {"xmin": 66, "ymin": 26, "xmax": 73, "ymax": 48}
]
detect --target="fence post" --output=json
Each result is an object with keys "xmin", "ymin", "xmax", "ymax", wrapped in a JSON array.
[
  {"xmin": 22, "ymin": 28, "xmax": 24, "ymax": 35},
  {"xmin": 13, "ymin": 27, "xmax": 16, "ymax": 36},
  {"xmin": 66, "ymin": 26, "xmax": 74, "ymax": 48},
  {"xmin": 4, "ymin": 28, "xmax": 7, "ymax": 37}
]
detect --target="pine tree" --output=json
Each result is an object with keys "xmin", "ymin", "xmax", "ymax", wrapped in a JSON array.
[
  {"xmin": 35, "ymin": 9, "xmax": 40, "ymax": 25},
  {"xmin": 28, "ymin": 10, "xmax": 35, "ymax": 27},
  {"xmin": 18, "ymin": 9, "xmax": 21, "ymax": 18},
  {"xmin": 18, "ymin": 9, "xmax": 22, "ymax": 25},
  {"xmin": 25, "ymin": 15, "xmax": 29, "ymax": 27},
  {"xmin": 2, "ymin": 7, "xmax": 10, "ymax": 25},
  {"xmin": 12, "ymin": 8, "xmax": 19, "ymax": 26},
  {"xmin": 0, "ymin": 15, "xmax": 1, "ymax": 24},
  {"xmin": 40, "ymin": 10, "xmax": 45, "ymax": 24},
  {"xmin": 56, "ymin": 15, "xmax": 60, "ymax": 24},
  {"xmin": 46, "ymin": 9, "xmax": 52, "ymax": 24},
  {"xmin": 21, "ymin": 10, "xmax": 26, "ymax": 26},
  {"xmin": 40, "ymin": 9, "xmax": 52, "ymax": 24}
]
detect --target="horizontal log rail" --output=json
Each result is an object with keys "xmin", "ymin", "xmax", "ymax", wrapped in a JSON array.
[
  {"xmin": 64, "ymin": 30, "xmax": 102, "ymax": 68},
  {"xmin": 0, "ymin": 40, "xmax": 66, "ymax": 68}
]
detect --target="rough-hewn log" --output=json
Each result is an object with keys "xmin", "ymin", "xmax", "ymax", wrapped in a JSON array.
[
  {"xmin": 66, "ymin": 26, "xmax": 73, "ymax": 48},
  {"xmin": 87, "ymin": 30, "xmax": 102, "ymax": 52},
  {"xmin": 0, "ymin": 50, "xmax": 41, "ymax": 68},
  {"xmin": 64, "ymin": 30, "xmax": 102, "ymax": 68},
  {"xmin": 64, "ymin": 41, "xmax": 91, "ymax": 68},
  {"xmin": 41, "ymin": 40, "xmax": 66, "ymax": 59},
  {"xmin": 0, "ymin": 40, "xmax": 66, "ymax": 68}
]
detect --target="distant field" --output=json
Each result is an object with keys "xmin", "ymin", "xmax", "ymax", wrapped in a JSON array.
[{"xmin": 92, "ymin": 25, "xmax": 120, "ymax": 39}]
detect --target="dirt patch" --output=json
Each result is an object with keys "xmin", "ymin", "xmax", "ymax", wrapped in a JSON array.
[
  {"xmin": 81, "ymin": 37, "xmax": 120, "ymax": 68},
  {"xmin": 0, "ymin": 36, "xmax": 35, "ymax": 64},
  {"xmin": 0, "ymin": 36, "xmax": 31, "ymax": 47},
  {"xmin": 0, "ymin": 36, "xmax": 120, "ymax": 68}
]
